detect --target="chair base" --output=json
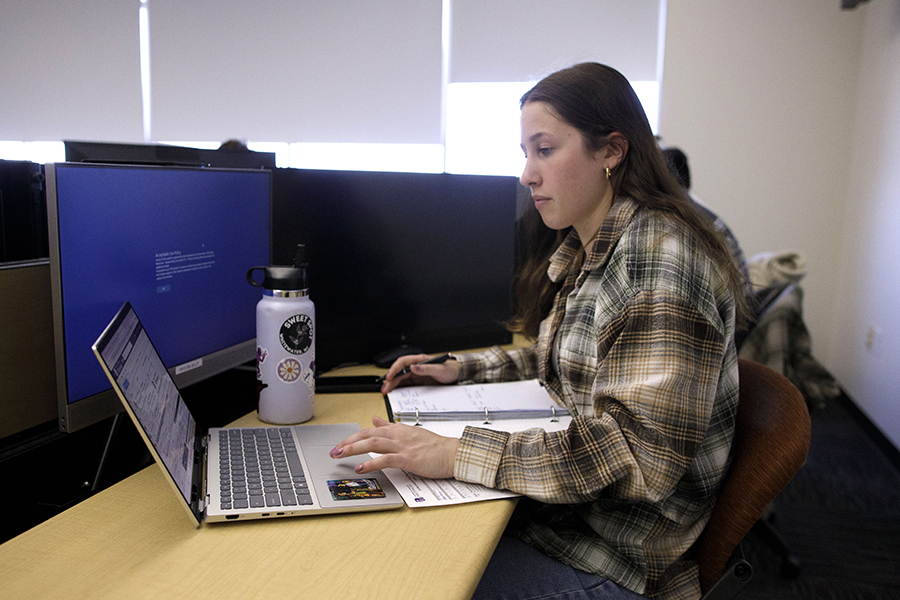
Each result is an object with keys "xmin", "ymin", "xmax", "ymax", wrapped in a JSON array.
[{"xmin": 751, "ymin": 518, "xmax": 802, "ymax": 578}]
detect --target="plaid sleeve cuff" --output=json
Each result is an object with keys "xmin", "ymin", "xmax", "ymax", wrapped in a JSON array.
[
  {"xmin": 454, "ymin": 352, "xmax": 483, "ymax": 383},
  {"xmin": 453, "ymin": 425, "xmax": 509, "ymax": 489},
  {"xmin": 454, "ymin": 345, "xmax": 539, "ymax": 384}
]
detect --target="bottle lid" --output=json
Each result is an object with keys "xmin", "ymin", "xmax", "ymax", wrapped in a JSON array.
[{"xmin": 246, "ymin": 244, "xmax": 309, "ymax": 291}]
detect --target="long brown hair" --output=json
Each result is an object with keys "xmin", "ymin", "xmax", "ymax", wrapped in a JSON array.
[{"xmin": 509, "ymin": 62, "xmax": 752, "ymax": 338}]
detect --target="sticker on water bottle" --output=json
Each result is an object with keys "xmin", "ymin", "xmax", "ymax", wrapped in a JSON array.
[
  {"xmin": 256, "ymin": 347, "xmax": 268, "ymax": 380},
  {"xmin": 302, "ymin": 367, "xmax": 315, "ymax": 390},
  {"xmin": 279, "ymin": 314, "xmax": 313, "ymax": 355},
  {"xmin": 277, "ymin": 357, "xmax": 302, "ymax": 383}
]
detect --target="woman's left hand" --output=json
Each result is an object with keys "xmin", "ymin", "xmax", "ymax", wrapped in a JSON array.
[{"xmin": 330, "ymin": 416, "xmax": 459, "ymax": 479}]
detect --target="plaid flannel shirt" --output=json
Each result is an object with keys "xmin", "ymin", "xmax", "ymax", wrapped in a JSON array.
[{"xmin": 453, "ymin": 198, "xmax": 739, "ymax": 599}]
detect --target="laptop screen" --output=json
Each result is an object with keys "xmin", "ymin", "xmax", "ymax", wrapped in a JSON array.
[{"xmin": 96, "ymin": 304, "xmax": 197, "ymax": 503}]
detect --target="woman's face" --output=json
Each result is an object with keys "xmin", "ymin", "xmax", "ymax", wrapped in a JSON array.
[{"xmin": 519, "ymin": 101, "xmax": 613, "ymax": 245}]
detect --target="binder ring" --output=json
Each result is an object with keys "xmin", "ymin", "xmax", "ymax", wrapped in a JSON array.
[
  {"xmin": 550, "ymin": 406, "xmax": 558, "ymax": 422},
  {"xmin": 483, "ymin": 407, "xmax": 491, "ymax": 424},
  {"xmin": 414, "ymin": 407, "xmax": 421, "ymax": 427}
]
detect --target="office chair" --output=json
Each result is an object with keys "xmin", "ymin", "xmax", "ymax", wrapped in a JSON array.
[
  {"xmin": 737, "ymin": 281, "xmax": 815, "ymax": 577},
  {"xmin": 696, "ymin": 359, "xmax": 811, "ymax": 599}
]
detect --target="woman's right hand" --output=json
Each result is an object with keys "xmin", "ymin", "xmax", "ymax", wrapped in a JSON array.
[{"xmin": 380, "ymin": 353, "xmax": 460, "ymax": 394}]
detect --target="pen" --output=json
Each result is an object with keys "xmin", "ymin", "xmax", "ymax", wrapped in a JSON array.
[{"xmin": 380, "ymin": 353, "xmax": 454, "ymax": 381}]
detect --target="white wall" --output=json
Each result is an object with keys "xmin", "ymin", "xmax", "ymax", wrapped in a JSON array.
[
  {"xmin": 661, "ymin": 0, "xmax": 900, "ymax": 449},
  {"xmin": 659, "ymin": 1, "xmax": 864, "ymax": 372},
  {"xmin": 829, "ymin": 0, "xmax": 900, "ymax": 449}
]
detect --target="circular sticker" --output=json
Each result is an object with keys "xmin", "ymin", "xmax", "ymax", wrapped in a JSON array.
[
  {"xmin": 277, "ymin": 357, "xmax": 302, "ymax": 383},
  {"xmin": 279, "ymin": 314, "xmax": 313, "ymax": 355}
]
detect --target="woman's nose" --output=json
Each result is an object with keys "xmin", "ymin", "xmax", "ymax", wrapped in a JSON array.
[{"xmin": 520, "ymin": 159, "xmax": 538, "ymax": 188}]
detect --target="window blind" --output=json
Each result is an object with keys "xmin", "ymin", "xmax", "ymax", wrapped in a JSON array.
[
  {"xmin": 149, "ymin": 0, "xmax": 444, "ymax": 144},
  {"xmin": 449, "ymin": 0, "xmax": 663, "ymax": 83},
  {"xmin": 0, "ymin": 0, "xmax": 142, "ymax": 142}
]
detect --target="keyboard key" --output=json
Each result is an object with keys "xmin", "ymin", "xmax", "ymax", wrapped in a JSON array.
[{"xmin": 284, "ymin": 450, "xmax": 304, "ymax": 476}]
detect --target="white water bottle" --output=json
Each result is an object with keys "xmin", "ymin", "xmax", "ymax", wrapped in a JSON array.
[{"xmin": 246, "ymin": 245, "xmax": 315, "ymax": 424}]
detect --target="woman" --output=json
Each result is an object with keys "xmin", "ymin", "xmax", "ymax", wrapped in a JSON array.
[{"xmin": 331, "ymin": 63, "xmax": 751, "ymax": 599}]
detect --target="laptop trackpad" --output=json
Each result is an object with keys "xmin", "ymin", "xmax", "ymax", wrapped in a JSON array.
[{"xmin": 293, "ymin": 423, "xmax": 403, "ymax": 509}]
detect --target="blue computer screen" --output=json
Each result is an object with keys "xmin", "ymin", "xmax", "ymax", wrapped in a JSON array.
[{"xmin": 50, "ymin": 164, "xmax": 271, "ymax": 407}]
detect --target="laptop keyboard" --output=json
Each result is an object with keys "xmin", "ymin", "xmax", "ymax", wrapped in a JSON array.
[{"xmin": 217, "ymin": 428, "xmax": 314, "ymax": 511}]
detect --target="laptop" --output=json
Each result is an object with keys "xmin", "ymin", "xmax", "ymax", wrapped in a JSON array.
[{"xmin": 92, "ymin": 301, "xmax": 403, "ymax": 527}]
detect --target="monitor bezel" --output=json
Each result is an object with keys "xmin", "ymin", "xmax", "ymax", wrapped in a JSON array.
[{"xmin": 63, "ymin": 140, "xmax": 276, "ymax": 170}]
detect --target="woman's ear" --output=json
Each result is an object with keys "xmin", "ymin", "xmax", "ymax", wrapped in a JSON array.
[{"xmin": 602, "ymin": 132, "xmax": 628, "ymax": 170}]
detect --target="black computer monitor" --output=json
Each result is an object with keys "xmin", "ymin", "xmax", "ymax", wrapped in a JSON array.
[
  {"xmin": 46, "ymin": 163, "xmax": 271, "ymax": 432},
  {"xmin": 0, "ymin": 159, "xmax": 47, "ymax": 262},
  {"xmin": 271, "ymin": 168, "xmax": 518, "ymax": 372},
  {"xmin": 64, "ymin": 140, "xmax": 276, "ymax": 170}
]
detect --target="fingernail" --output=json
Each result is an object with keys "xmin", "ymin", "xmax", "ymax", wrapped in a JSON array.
[
  {"xmin": 330, "ymin": 447, "xmax": 343, "ymax": 458},
  {"xmin": 355, "ymin": 464, "xmax": 364, "ymax": 473}
]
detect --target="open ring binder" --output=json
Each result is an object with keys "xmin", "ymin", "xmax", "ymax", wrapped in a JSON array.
[{"xmin": 385, "ymin": 379, "xmax": 571, "ymax": 426}]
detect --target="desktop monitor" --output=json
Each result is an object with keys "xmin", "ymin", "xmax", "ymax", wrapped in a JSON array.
[
  {"xmin": 271, "ymin": 168, "xmax": 518, "ymax": 372},
  {"xmin": 0, "ymin": 159, "xmax": 47, "ymax": 262},
  {"xmin": 64, "ymin": 140, "xmax": 276, "ymax": 170},
  {"xmin": 46, "ymin": 163, "xmax": 271, "ymax": 432}
]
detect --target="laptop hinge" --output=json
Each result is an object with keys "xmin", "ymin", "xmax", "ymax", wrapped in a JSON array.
[{"xmin": 195, "ymin": 434, "xmax": 209, "ymax": 517}]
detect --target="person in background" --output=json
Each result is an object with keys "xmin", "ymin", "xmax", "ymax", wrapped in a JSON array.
[
  {"xmin": 660, "ymin": 145, "xmax": 751, "ymax": 291},
  {"xmin": 219, "ymin": 138, "xmax": 249, "ymax": 150},
  {"xmin": 332, "ymin": 63, "xmax": 752, "ymax": 600}
]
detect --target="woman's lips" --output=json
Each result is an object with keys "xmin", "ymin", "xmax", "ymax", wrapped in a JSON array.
[{"xmin": 533, "ymin": 196, "xmax": 550, "ymax": 210}]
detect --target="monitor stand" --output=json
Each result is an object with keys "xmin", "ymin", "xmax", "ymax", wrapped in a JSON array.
[{"xmin": 372, "ymin": 344, "xmax": 425, "ymax": 369}]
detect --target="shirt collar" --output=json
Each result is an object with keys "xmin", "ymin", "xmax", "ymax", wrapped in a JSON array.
[{"xmin": 546, "ymin": 197, "xmax": 640, "ymax": 283}]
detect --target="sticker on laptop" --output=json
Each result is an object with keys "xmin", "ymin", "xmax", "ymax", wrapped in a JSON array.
[{"xmin": 327, "ymin": 478, "xmax": 386, "ymax": 501}]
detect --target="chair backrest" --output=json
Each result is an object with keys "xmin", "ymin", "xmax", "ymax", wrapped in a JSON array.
[{"xmin": 697, "ymin": 358, "xmax": 812, "ymax": 592}]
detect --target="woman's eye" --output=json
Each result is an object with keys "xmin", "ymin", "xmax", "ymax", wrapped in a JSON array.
[{"xmin": 522, "ymin": 146, "xmax": 552, "ymax": 158}]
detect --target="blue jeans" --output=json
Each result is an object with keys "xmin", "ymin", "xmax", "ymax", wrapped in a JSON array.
[{"xmin": 471, "ymin": 535, "xmax": 646, "ymax": 600}]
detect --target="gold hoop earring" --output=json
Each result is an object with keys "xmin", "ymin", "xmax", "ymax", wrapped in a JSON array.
[{"xmin": 605, "ymin": 167, "xmax": 611, "ymax": 180}]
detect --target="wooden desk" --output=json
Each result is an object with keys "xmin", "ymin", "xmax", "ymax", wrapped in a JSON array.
[{"xmin": 0, "ymin": 366, "xmax": 516, "ymax": 600}]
